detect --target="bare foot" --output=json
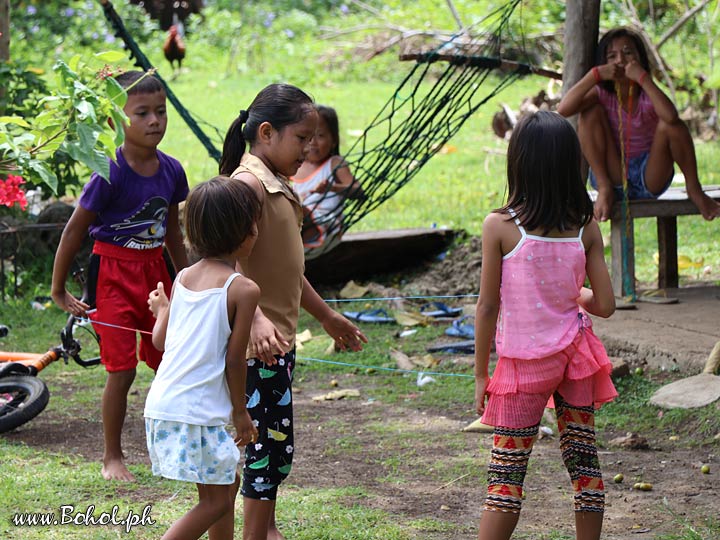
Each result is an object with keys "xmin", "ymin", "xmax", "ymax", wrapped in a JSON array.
[
  {"xmin": 593, "ymin": 190, "xmax": 615, "ymax": 222},
  {"xmin": 688, "ymin": 190, "xmax": 720, "ymax": 221},
  {"xmin": 102, "ymin": 458, "xmax": 135, "ymax": 481}
]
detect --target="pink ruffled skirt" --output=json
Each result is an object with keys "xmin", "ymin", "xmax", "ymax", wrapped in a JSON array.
[{"xmin": 481, "ymin": 328, "xmax": 618, "ymax": 429}]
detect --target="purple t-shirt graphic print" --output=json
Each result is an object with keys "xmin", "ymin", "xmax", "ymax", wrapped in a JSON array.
[{"xmin": 79, "ymin": 148, "xmax": 189, "ymax": 249}]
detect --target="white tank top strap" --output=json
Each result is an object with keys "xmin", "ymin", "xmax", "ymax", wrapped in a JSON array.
[
  {"xmin": 175, "ymin": 268, "xmax": 187, "ymax": 286},
  {"xmin": 507, "ymin": 208, "xmax": 526, "ymax": 235},
  {"xmin": 503, "ymin": 208, "xmax": 527, "ymax": 260},
  {"xmin": 577, "ymin": 225, "xmax": 585, "ymax": 240},
  {"xmin": 222, "ymin": 272, "xmax": 242, "ymax": 290}
]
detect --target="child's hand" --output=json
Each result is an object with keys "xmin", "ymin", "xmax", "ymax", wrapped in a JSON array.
[
  {"xmin": 320, "ymin": 311, "xmax": 368, "ymax": 352},
  {"xmin": 147, "ymin": 282, "xmax": 169, "ymax": 318},
  {"xmin": 475, "ymin": 376, "xmax": 490, "ymax": 416},
  {"xmin": 310, "ymin": 179, "xmax": 330, "ymax": 194},
  {"xmin": 597, "ymin": 63, "xmax": 624, "ymax": 81},
  {"xmin": 623, "ymin": 61, "xmax": 646, "ymax": 84},
  {"xmin": 232, "ymin": 409, "xmax": 259, "ymax": 448},
  {"xmin": 250, "ymin": 313, "xmax": 290, "ymax": 366},
  {"xmin": 52, "ymin": 289, "xmax": 89, "ymax": 317}
]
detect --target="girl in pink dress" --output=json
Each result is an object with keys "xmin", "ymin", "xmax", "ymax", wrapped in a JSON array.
[
  {"xmin": 474, "ymin": 111, "xmax": 617, "ymax": 540},
  {"xmin": 557, "ymin": 27, "xmax": 720, "ymax": 222}
]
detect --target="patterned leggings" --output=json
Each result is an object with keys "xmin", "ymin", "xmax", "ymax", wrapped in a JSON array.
[
  {"xmin": 484, "ymin": 394, "xmax": 605, "ymax": 514},
  {"xmin": 240, "ymin": 349, "xmax": 295, "ymax": 500}
]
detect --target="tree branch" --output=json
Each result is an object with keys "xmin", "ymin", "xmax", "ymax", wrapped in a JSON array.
[
  {"xmin": 657, "ymin": 0, "xmax": 712, "ymax": 50},
  {"xmin": 622, "ymin": 0, "xmax": 676, "ymax": 101}
]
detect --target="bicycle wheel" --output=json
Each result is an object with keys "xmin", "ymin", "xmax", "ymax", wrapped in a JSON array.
[{"xmin": 0, "ymin": 376, "xmax": 50, "ymax": 433}]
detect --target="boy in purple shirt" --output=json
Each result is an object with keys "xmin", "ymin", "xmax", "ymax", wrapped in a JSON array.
[{"xmin": 51, "ymin": 71, "xmax": 189, "ymax": 481}]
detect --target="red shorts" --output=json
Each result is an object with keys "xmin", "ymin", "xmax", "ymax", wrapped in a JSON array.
[{"xmin": 89, "ymin": 241, "xmax": 172, "ymax": 373}]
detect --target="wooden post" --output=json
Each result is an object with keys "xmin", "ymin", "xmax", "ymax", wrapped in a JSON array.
[
  {"xmin": 562, "ymin": 1, "xmax": 600, "ymax": 182},
  {"xmin": 562, "ymin": 1, "xmax": 600, "ymax": 95},
  {"xmin": 657, "ymin": 216, "xmax": 678, "ymax": 289},
  {"xmin": 0, "ymin": 0, "xmax": 9, "ymax": 61}
]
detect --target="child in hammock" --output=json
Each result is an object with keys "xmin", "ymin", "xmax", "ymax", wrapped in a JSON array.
[
  {"xmin": 291, "ymin": 105, "xmax": 365, "ymax": 256},
  {"xmin": 557, "ymin": 26, "xmax": 720, "ymax": 223}
]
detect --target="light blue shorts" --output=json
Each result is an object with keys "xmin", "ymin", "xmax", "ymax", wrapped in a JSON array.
[
  {"xmin": 589, "ymin": 151, "xmax": 673, "ymax": 200},
  {"xmin": 145, "ymin": 419, "xmax": 240, "ymax": 485}
]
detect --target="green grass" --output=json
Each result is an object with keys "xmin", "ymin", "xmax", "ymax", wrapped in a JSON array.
[
  {"xmin": 3, "ymin": 298, "xmax": 720, "ymax": 538},
  {"xmin": 151, "ymin": 63, "xmax": 720, "ymax": 289}
]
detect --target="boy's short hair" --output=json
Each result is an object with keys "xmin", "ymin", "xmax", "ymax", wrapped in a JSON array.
[
  {"xmin": 184, "ymin": 176, "xmax": 261, "ymax": 258},
  {"xmin": 114, "ymin": 70, "xmax": 165, "ymax": 96}
]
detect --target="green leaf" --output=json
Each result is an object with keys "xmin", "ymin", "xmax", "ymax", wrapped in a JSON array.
[
  {"xmin": 0, "ymin": 116, "xmax": 31, "ymax": 128},
  {"xmin": 75, "ymin": 100, "xmax": 97, "ymax": 123},
  {"xmin": 94, "ymin": 51, "xmax": 126, "ymax": 63},
  {"xmin": 706, "ymin": 70, "xmax": 720, "ymax": 90},
  {"xmin": 28, "ymin": 161, "xmax": 59, "ymax": 194},
  {"xmin": 96, "ymin": 130, "xmax": 116, "ymax": 155},
  {"xmin": 80, "ymin": 148, "xmax": 111, "ymax": 181},
  {"xmin": 105, "ymin": 77, "xmax": 127, "ymax": 108},
  {"xmin": 76, "ymin": 123, "xmax": 100, "ymax": 150},
  {"xmin": 67, "ymin": 54, "xmax": 82, "ymax": 73},
  {"xmin": 109, "ymin": 109, "xmax": 127, "ymax": 146}
]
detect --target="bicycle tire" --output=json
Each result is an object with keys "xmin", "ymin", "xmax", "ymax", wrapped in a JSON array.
[{"xmin": 0, "ymin": 376, "xmax": 50, "ymax": 433}]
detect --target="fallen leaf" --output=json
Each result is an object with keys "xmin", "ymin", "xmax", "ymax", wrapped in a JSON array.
[
  {"xmin": 392, "ymin": 309, "xmax": 431, "ymax": 327},
  {"xmin": 462, "ymin": 418, "xmax": 494, "ymax": 433},
  {"xmin": 296, "ymin": 328, "xmax": 313, "ymax": 343},
  {"xmin": 609, "ymin": 432, "xmax": 649, "ymax": 450},
  {"xmin": 339, "ymin": 280, "xmax": 369, "ymax": 299},
  {"xmin": 312, "ymin": 389, "xmax": 361, "ymax": 401},
  {"xmin": 390, "ymin": 348, "xmax": 415, "ymax": 371}
]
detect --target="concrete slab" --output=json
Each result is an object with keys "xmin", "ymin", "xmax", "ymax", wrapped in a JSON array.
[
  {"xmin": 590, "ymin": 285, "xmax": 720, "ymax": 373},
  {"xmin": 649, "ymin": 373, "xmax": 720, "ymax": 408}
]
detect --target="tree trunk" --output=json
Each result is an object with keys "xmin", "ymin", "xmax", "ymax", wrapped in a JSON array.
[
  {"xmin": 562, "ymin": 0, "xmax": 600, "ymax": 96},
  {"xmin": 0, "ymin": 0, "xmax": 9, "ymax": 61}
]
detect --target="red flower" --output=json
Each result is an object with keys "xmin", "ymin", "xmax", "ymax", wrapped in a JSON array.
[{"xmin": 0, "ymin": 175, "xmax": 28, "ymax": 211}]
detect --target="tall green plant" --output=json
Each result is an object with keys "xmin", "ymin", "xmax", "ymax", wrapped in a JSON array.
[{"xmin": 0, "ymin": 51, "xmax": 130, "ymax": 195}]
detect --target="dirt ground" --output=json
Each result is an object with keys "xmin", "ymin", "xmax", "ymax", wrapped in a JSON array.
[
  {"xmin": 5, "ymin": 240, "xmax": 720, "ymax": 539},
  {"xmin": 6, "ymin": 369, "xmax": 719, "ymax": 539}
]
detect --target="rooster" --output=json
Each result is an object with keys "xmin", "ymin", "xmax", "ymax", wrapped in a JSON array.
[{"xmin": 163, "ymin": 25, "xmax": 186, "ymax": 79}]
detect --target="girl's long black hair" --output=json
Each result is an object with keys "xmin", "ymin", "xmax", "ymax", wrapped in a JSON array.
[
  {"xmin": 219, "ymin": 83, "xmax": 314, "ymax": 176},
  {"xmin": 595, "ymin": 27, "xmax": 651, "ymax": 94},
  {"xmin": 499, "ymin": 111, "xmax": 593, "ymax": 234}
]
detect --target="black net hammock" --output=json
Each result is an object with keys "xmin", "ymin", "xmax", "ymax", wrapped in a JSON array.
[{"xmin": 100, "ymin": 0, "xmax": 551, "ymax": 260}]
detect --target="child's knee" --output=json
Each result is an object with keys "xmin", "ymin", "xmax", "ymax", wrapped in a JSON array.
[
  {"xmin": 578, "ymin": 103, "xmax": 605, "ymax": 128},
  {"xmin": 656, "ymin": 117, "xmax": 691, "ymax": 139},
  {"xmin": 105, "ymin": 368, "xmax": 137, "ymax": 391}
]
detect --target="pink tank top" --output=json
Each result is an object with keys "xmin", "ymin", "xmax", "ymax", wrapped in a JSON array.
[
  {"xmin": 495, "ymin": 212, "xmax": 587, "ymax": 360},
  {"xmin": 596, "ymin": 85, "xmax": 658, "ymax": 158}
]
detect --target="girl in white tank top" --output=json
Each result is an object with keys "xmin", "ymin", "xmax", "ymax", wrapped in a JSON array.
[{"xmin": 144, "ymin": 177, "xmax": 261, "ymax": 538}]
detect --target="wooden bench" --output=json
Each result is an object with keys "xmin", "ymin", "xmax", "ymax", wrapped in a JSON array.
[{"xmin": 601, "ymin": 186, "xmax": 720, "ymax": 298}]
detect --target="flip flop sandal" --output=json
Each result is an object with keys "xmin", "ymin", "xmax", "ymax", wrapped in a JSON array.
[
  {"xmin": 419, "ymin": 301, "xmax": 463, "ymax": 318},
  {"xmin": 342, "ymin": 308, "xmax": 396, "ymax": 324},
  {"xmin": 444, "ymin": 315, "xmax": 475, "ymax": 339},
  {"xmin": 426, "ymin": 339, "xmax": 475, "ymax": 354}
]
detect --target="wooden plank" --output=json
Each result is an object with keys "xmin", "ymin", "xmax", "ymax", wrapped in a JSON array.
[
  {"xmin": 399, "ymin": 53, "xmax": 562, "ymax": 80},
  {"xmin": 657, "ymin": 216, "xmax": 678, "ymax": 288},
  {"xmin": 304, "ymin": 228, "xmax": 458, "ymax": 285},
  {"xmin": 597, "ymin": 186, "xmax": 720, "ymax": 298}
]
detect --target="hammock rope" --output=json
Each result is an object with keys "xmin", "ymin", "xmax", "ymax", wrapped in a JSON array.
[
  {"xmin": 99, "ymin": 0, "xmax": 222, "ymax": 162},
  {"xmin": 98, "ymin": 0, "xmax": 539, "ymax": 259}
]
